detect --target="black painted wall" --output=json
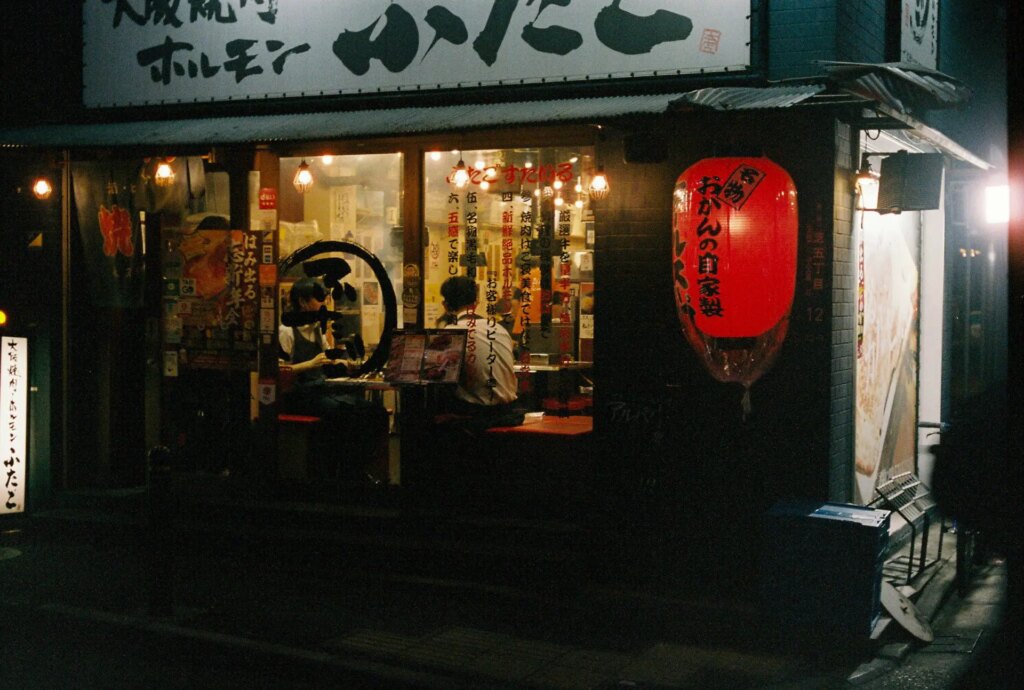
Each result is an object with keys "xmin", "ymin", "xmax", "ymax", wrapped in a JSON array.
[{"xmin": 589, "ymin": 110, "xmax": 840, "ymax": 555}]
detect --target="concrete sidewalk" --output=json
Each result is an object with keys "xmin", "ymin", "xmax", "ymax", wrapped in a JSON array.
[{"xmin": 0, "ymin": 480, "xmax": 998, "ymax": 689}]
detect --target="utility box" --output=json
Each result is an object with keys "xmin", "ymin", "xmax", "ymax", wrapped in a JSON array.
[{"xmin": 761, "ymin": 501, "xmax": 890, "ymax": 637}]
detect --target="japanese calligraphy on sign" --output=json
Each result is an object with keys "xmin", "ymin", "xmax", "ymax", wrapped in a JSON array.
[
  {"xmin": 1, "ymin": 337, "xmax": 28, "ymax": 515},
  {"xmin": 83, "ymin": 0, "xmax": 750, "ymax": 107}
]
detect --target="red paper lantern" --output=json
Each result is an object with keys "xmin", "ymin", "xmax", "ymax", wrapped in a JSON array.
[{"xmin": 672, "ymin": 157, "xmax": 798, "ymax": 398}]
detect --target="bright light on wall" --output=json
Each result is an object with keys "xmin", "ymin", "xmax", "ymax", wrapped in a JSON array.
[
  {"xmin": 985, "ymin": 185, "xmax": 1009, "ymax": 224},
  {"xmin": 32, "ymin": 178, "xmax": 53, "ymax": 199}
]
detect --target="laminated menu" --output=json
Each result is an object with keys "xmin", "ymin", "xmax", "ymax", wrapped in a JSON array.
[{"xmin": 383, "ymin": 329, "xmax": 466, "ymax": 384}]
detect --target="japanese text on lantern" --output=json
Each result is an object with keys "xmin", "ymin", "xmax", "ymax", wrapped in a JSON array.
[
  {"xmin": 693, "ymin": 175, "xmax": 726, "ymax": 318},
  {"xmin": 1, "ymin": 337, "xmax": 27, "ymax": 514}
]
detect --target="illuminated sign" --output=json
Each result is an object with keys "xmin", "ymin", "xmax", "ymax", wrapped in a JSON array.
[
  {"xmin": 82, "ymin": 0, "xmax": 750, "ymax": 107},
  {"xmin": 1, "ymin": 337, "xmax": 28, "ymax": 515}
]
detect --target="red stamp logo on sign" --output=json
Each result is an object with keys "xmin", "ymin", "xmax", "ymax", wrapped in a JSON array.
[{"xmin": 699, "ymin": 29, "xmax": 722, "ymax": 55}]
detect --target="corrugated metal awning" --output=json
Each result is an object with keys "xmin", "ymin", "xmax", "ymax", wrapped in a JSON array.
[
  {"xmin": 816, "ymin": 61, "xmax": 972, "ymax": 115},
  {"xmin": 672, "ymin": 84, "xmax": 827, "ymax": 110},
  {"xmin": 0, "ymin": 93, "xmax": 685, "ymax": 149},
  {"xmin": 0, "ymin": 81, "xmax": 987, "ymax": 168}
]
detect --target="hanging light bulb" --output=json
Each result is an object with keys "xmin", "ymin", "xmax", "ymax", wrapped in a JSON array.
[
  {"xmin": 321, "ymin": 154, "xmax": 334, "ymax": 166},
  {"xmin": 154, "ymin": 158, "xmax": 175, "ymax": 187},
  {"xmin": 574, "ymin": 196, "xmax": 584, "ymax": 209},
  {"xmin": 575, "ymin": 176, "xmax": 583, "ymax": 193},
  {"xmin": 554, "ymin": 194, "xmax": 564, "ymax": 207},
  {"xmin": 293, "ymin": 159, "xmax": 314, "ymax": 193},
  {"xmin": 452, "ymin": 158, "xmax": 470, "ymax": 188},
  {"xmin": 32, "ymin": 177, "xmax": 53, "ymax": 199},
  {"xmin": 588, "ymin": 165, "xmax": 610, "ymax": 200}
]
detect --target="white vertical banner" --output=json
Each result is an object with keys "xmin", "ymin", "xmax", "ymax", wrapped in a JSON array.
[
  {"xmin": 901, "ymin": 0, "xmax": 938, "ymax": 69},
  {"xmin": 1, "ymin": 337, "xmax": 28, "ymax": 515}
]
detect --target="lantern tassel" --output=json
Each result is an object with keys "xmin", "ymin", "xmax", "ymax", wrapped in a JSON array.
[{"xmin": 741, "ymin": 384, "xmax": 752, "ymax": 421}]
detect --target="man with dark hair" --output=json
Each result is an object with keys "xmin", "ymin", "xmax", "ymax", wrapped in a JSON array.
[{"xmin": 439, "ymin": 275, "xmax": 520, "ymax": 425}]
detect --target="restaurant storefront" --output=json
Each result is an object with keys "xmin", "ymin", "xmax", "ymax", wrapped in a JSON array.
[{"xmin": 0, "ymin": 1, "xmax": 989, "ymax": 543}]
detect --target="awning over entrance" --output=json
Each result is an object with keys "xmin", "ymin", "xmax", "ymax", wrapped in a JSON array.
[
  {"xmin": 0, "ymin": 93, "xmax": 690, "ymax": 149},
  {"xmin": 0, "ymin": 76, "xmax": 987, "ymax": 168}
]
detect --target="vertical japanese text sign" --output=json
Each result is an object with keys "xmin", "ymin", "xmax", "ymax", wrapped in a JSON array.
[{"xmin": 1, "ymin": 337, "xmax": 28, "ymax": 515}]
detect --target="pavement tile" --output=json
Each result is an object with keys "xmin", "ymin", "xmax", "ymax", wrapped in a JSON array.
[
  {"xmin": 523, "ymin": 663, "xmax": 612, "ymax": 689},
  {"xmin": 617, "ymin": 643, "xmax": 705, "ymax": 686},
  {"xmin": 323, "ymin": 628, "xmax": 419, "ymax": 656},
  {"xmin": 555, "ymin": 648, "xmax": 633, "ymax": 674}
]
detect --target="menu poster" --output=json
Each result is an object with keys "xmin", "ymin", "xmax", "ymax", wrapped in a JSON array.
[{"xmin": 384, "ymin": 330, "xmax": 465, "ymax": 384}]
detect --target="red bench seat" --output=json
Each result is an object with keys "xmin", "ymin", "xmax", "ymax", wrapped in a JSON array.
[{"xmin": 485, "ymin": 415, "xmax": 592, "ymax": 436}]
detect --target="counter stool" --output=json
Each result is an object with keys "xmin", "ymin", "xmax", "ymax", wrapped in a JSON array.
[{"xmin": 277, "ymin": 413, "xmax": 322, "ymax": 479}]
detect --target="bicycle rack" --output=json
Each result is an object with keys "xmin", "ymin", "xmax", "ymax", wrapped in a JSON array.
[{"xmin": 871, "ymin": 472, "xmax": 942, "ymax": 585}]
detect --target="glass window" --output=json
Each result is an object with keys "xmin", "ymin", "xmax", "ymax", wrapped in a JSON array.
[
  {"xmin": 423, "ymin": 146, "xmax": 597, "ymax": 369},
  {"xmin": 279, "ymin": 153, "xmax": 404, "ymax": 355}
]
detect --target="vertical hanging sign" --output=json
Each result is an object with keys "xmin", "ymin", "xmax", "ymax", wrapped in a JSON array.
[{"xmin": 1, "ymin": 336, "xmax": 28, "ymax": 515}]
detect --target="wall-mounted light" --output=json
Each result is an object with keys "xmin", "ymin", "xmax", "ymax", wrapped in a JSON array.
[
  {"xmin": 854, "ymin": 153, "xmax": 880, "ymax": 211},
  {"xmin": 588, "ymin": 165, "xmax": 610, "ymax": 200},
  {"xmin": 32, "ymin": 177, "xmax": 53, "ymax": 199},
  {"xmin": 293, "ymin": 159, "xmax": 314, "ymax": 193},
  {"xmin": 154, "ymin": 158, "xmax": 175, "ymax": 187}
]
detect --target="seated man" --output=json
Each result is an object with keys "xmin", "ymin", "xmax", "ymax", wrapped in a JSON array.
[
  {"xmin": 436, "ymin": 275, "xmax": 524, "ymax": 438},
  {"xmin": 279, "ymin": 277, "xmax": 388, "ymax": 484}
]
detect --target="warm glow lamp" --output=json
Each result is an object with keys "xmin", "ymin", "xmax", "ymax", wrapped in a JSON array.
[
  {"xmin": 293, "ymin": 159, "xmax": 314, "ymax": 193},
  {"xmin": 154, "ymin": 158, "xmax": 175, "ymax": 187},
  {"xmin": 452, "ymin": 158, "xmax": 470, "ymax": 188},
  {"xmin": 588, "ymin": 166, "xmax": 610, "ymax": 200},
  {"xmin": 854, "ymin": 157, "xmax": 880, "ymax": 211},
  {"xmin": 32, "ymin": 178, "xmax": 53, "ymax": 199}
]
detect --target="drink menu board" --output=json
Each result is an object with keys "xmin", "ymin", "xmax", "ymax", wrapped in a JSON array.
[{"xmin": 383, "ymin": 329, "xmax": 466, "ymax": 384}]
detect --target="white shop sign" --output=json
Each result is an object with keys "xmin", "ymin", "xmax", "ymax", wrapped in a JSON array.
[{"xmin": 83, "ymin": 0, "xmax": 750, "ymax": 107}]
